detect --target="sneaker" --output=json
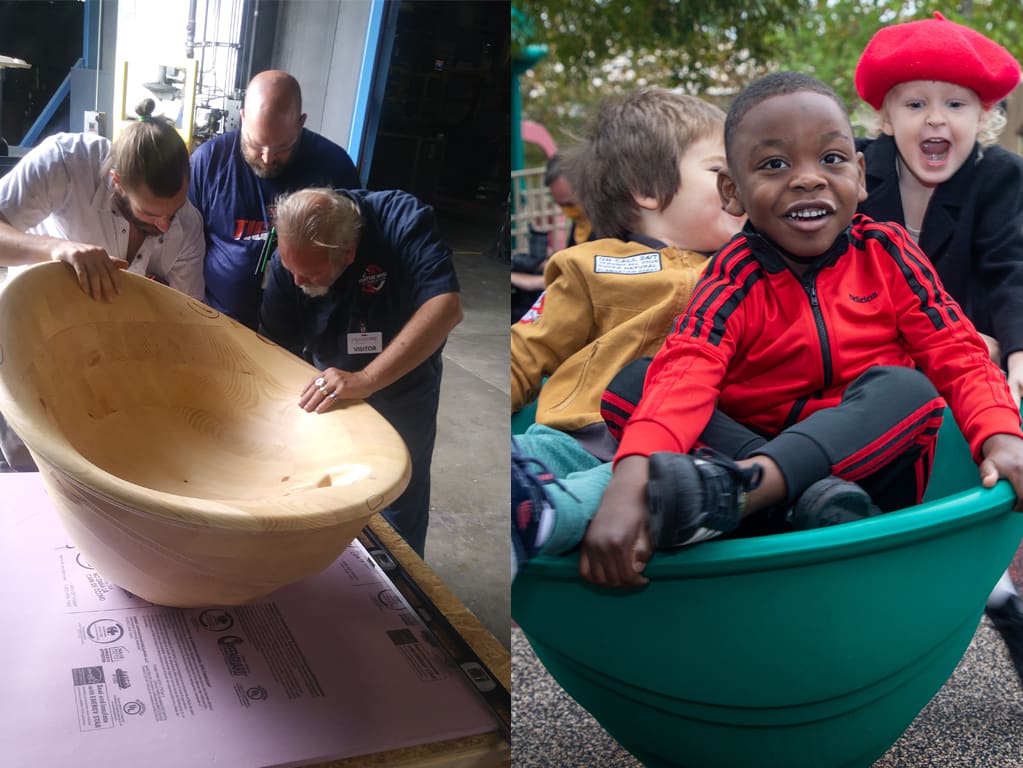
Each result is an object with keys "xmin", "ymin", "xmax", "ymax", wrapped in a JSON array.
[
  {"xmin": 788, "ymin": 477, "xmax": 881, "ymax": 530},
  {"xmin": 510, "ymin": 442, "xmax": 574, "ymax": 567},
  {"xmin": 985, "ymin": 594, "xmax": 1023, "ymax": 687},
  {"xmin": 646, "ymin": 448, "xmax": 763, "ymax": 549}
]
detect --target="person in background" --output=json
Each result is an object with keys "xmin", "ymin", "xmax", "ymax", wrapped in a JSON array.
[
  {"xmin": 260, "ymin": 186, "xmax": 462, "ymax": 557},
  {"xmin": 189, "ymin": 70, "xmax": 360, "ymax": 329},
  {"xmin": 854, "ymin": 11, "xmax": 1023, "ymax": 688},
  {"xmin": 546, "ymin": 152, "xmax": 592, "ymax": 249},
  {"xmin": 510, "ymin": 153, "xmax": 593, "ymax": 324},
  {"xmin": 0, "ymin": 98, "xmax": 205, "ymax": 470},
  {"xmin": 510, "ymin": 88, "xmax": 745, "ymax": 572}
]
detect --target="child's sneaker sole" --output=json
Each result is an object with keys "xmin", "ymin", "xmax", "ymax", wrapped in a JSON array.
[{"xmin": 647, "ymin": 450, "xmax": 761, "ymax": 549}]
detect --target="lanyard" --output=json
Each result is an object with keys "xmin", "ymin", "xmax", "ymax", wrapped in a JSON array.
[{"xmin": 253, "ymin": 181, "xmax": 276, "ymax": 276}]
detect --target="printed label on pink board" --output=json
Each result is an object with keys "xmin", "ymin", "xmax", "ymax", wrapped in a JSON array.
[{"xmin": 0, "ymin": 473, "xmax": 500, "ymax": 768}]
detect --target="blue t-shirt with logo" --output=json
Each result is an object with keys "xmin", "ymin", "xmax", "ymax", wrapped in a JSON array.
[
  {"xmin": 259, "ymin": 189, "xmax": 460, "ymax": 403},
  {"xmin": 189, "ymin": 129, "xmax": 360, "ymax": 329}
]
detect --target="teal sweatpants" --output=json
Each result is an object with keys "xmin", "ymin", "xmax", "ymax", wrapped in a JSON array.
[{"xmin": 515, "ymin": 424, "xmax": 612, "ymax": 555}]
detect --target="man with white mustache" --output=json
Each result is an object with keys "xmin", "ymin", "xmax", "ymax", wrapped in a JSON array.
[{"xmin": 259, "ymin": 186, "xmax": 462, "ymax": 558}]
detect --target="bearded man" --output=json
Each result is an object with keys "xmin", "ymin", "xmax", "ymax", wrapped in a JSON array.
[
  {"xmin": 189, "ymin": 70, "xmax": 359, "ymax": 329},
  {"xmin": 259, "ymin": 187, "xmax": 462, "ymax": 557}
]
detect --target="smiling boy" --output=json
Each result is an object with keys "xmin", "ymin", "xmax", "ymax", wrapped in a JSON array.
[{"xmin": 580, "ymin": 72, "xmax": 1023, "ymax": 589}]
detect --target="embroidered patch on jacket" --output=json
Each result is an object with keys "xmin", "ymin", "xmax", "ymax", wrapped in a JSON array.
[
  {"xmin": 593, "ymin": 252, "xmax": 661, "ymax": 275},
  {"xmin": 359, "ymin": 264, "xmax": 387, "ymax": 293},
  {"xmin": 848, "ymin": 291, "xmax": 878, "ymax": 304}
]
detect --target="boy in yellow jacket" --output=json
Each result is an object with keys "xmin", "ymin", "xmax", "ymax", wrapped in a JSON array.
[
  {"xmin": 511, "ymin": 88, "xmax": 745, "ymax": 570},
  {"xmin": 512, "ymin": 88, "xmax": 744, "ymax": 460}
]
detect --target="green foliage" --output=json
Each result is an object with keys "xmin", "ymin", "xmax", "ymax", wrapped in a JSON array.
[
  {"xmin": 516, "ymin": 0, "xmax": 809, "ymax": 71},
  {"xmin": 517, "ymin": 0, "xmax": 1023, "ymax": 150},
  {"xmin": 765, "ymin": 1, "xmax": 1023, "ymax": 118}
]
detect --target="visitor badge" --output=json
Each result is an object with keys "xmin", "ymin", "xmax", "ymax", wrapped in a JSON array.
[{"xmin": 347, "ymin": 332, "xmax": 382, "ymax": 354}]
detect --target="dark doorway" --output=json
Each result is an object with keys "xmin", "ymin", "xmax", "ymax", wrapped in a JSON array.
[
  {"xmin": 368, "ymin": 1, "xmax": 509, "ymax": 211},
  {"xmin": 0, "ymin": 1, "xmax": 83, "ymax": 145}
]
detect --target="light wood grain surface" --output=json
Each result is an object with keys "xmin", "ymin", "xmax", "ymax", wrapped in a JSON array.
[{"xmin": 0, "ymin": 263, "xmax": 411, "ymax": 606}]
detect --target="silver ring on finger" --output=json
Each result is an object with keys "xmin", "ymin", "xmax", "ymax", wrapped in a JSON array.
[
  {"xmin": 328, "ymin": 392, "xmax": 337, "ymax": 400},
  {"xmin": 314, "ymin": 376, "xmax": 326, "ymax": 388}
]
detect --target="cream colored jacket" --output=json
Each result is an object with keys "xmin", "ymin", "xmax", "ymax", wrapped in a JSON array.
[{"xmin": 511, "ymin": 237, "xmax": 709, "ymax": 432}]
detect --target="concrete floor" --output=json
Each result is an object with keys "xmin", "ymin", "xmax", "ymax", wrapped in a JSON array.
[{"xmin": 425, "ymin": 203, "xmax": 510, "ymax": 649}]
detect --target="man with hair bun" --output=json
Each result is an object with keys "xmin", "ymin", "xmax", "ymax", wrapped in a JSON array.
[
  {"xmin": 0, "ymin": 98, "xmax": 206, "ymax": 470},
  {"xmin": 0, "ymin": 98, "xmax": 204, "ymax": 302}
]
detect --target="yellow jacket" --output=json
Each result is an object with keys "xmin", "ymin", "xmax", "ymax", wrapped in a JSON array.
[{"xmin": 511, "ymin": 237, "xmax": 709, "ymax": 432}]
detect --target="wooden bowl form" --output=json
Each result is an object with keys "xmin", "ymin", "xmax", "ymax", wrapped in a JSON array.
[
  {"xmin": 0, "ymin": 263, "xmax": 410, "ymax": 607},
  {"xmin": 512, "ymin": 412, "xmax": 1023, "ymax": 768}
]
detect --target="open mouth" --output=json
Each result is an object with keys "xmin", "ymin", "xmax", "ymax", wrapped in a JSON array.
[
  {"xmin": 920, "ymin": 138, "xmax": 950, "ymax": 164},
  {"xmin": 783, "ymin": 202, "xmax": 836, "ymax": 235},
  {"xmin": 786, "ymin": 208, "xmax": 831, "ymax": 221}
]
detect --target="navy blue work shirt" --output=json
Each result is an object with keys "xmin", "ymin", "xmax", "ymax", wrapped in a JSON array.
[
  {"xmin": 259, "ymin": 189, "xmax": 460, "ymax": 402},
  {"xmin": 190, "ymin": 128, "xmax": 360, "ymax": 329}
]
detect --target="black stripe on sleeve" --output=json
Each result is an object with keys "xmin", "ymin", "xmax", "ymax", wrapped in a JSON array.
[
  {"xmin": 686, "ymin": 250, "xmax": 762, "ymax": 346},
  {"xmin": 862, "ymin": 223, "xmax": 951, "ymax": 331}
]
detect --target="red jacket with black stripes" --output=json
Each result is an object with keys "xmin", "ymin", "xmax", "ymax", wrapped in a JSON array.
[{"xmin": 616, "ymin": 214, "xmax": 1023, "ymax": 464}]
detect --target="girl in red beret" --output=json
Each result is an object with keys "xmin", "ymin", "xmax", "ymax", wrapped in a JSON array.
[{"xmin": 855, "ymin": 11, "xmax": 1023, "ymax": 688}]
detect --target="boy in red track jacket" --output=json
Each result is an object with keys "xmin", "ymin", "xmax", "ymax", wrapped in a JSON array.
[{"xmin": 580, "ymin": 72, "xmax": 1023, "ymax": 589}]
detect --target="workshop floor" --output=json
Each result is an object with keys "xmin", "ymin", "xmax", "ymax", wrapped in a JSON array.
[{"xmin": 425, "ymin": 200, "xmax": 510, "ymax": 650}]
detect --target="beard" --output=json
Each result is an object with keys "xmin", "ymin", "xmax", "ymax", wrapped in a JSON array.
[
  {"xmin": 244, "ymin": 151, "xmax": 287, "ymax": 179},
  {"xmin": 242, "ymin": 135, "xmax": 300, "ymax": 180},
  {"xmin": 300, "ymin": 284, "xmax": 330, "ymax": 298},
  {"xmin": 113, "ymin": 190, "xmax": 163, "ymax": 236}
]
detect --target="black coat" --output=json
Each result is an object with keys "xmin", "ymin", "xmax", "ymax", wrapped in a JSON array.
[{"xmin": 857, "ymin": 134, "xmax": 1023, "ymax": 359}]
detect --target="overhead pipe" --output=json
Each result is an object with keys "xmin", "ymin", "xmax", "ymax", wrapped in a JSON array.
[{"xmin": 186, "ymin": 0, "xmax": 198, "ymax": 58}]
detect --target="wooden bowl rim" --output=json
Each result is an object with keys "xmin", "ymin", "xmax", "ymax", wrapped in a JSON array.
[{"xmin": 0, "ymin": 264, "xmax": 410, "ymax": 531}]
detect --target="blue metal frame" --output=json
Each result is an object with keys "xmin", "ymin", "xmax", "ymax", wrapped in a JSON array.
[
  {"xmin": 19, "ymin": 0, "xmax": 99, "ymax": 147},
  {"xmin": 349, "ymin": 0, "xmax": 398, "ymax": 187},
  {"xmin": 20, "ymin": 58, "xmax": 83, "ymax": 147},
  {"xmin": 82, "ymin": 0, "xmax": 100, "ymax": 69}
]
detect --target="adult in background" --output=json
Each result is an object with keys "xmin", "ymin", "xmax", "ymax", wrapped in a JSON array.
[
  {"xmin": 510, "ymin": 153, "xmax": 593, "ymax": 324},
  {"xmin": 189, "ymin": 70, "xmax": 360, "ymax": 329},
  {"xmin": 0, "ymin": 98, "xmax": 205, "ymax": 470},
  {"xmin": 260, "ymin": 187, "xmax": 462, "ymax": 557},
  {"xmin": 543, "ymin": 151, "xmax": 593, "ymax": 250}
]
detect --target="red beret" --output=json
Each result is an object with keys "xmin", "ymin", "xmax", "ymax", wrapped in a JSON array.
[{"xmin": 855, "ymin": 12, "xmax": 1021, "ymax": 110}]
